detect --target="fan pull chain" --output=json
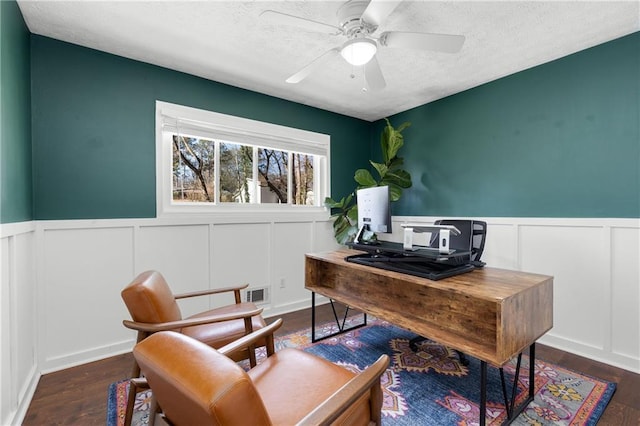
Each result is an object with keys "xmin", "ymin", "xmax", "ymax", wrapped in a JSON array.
[{"xmin": 361, "ymin": 65, "xmax": 368, "ymax": 92}]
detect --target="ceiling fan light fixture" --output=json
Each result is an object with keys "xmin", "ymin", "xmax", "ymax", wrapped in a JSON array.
[{"xmin": 340, "ymin": 37, "xmax": 377, "ymax": 66}]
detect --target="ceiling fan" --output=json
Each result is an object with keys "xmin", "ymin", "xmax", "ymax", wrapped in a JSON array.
[{"xmin": 260, "ymin": 0, "xmax": 465, "ymax": 91}]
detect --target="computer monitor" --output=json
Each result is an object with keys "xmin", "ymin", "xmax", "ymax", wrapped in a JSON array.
[{"xmin": 354, "ymin": 185, "xmax": 391, "ymax": 244}]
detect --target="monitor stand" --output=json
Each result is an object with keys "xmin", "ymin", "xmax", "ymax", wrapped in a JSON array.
[{"xmin": 353, "ymin": 225, "xmax": 380, "ymax": 245}]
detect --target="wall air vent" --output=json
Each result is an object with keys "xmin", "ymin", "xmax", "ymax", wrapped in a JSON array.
[{"xmin": 245, "ymin": 287, "xmax": 270, "ymax": 304}]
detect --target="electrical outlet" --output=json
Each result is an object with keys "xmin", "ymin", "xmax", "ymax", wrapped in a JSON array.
[{"xmin": 279, "ymin": 277, "xmax": 286, "ymax": 288}]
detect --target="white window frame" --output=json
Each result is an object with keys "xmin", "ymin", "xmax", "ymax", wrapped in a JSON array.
[{"xmin": 156, "ymin": 101, "xmax": 330, "ymax": 218}]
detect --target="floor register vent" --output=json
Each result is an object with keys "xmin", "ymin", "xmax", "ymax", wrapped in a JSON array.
[{"xmin": 245, "ymin": 287, "xmax": 270, "ymax": 304}]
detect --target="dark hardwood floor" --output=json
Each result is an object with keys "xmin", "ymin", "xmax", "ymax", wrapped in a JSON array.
[{"xmin": 23, "ymin": 304, "xmax": 640, "ymax": 425}]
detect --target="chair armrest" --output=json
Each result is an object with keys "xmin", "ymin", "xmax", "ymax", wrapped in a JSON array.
[
  {"xmin": 123, "ymin": 305, "xmax": 263, "ymax": 333},
  {"xmin": 174, "ymin": 283, "xmax": 249, "ymax": 299},
  {"xmin": 218, "ymin": 318, "xmax": 283, "ymax": 358},
  {"xmin": 296, "ymin": 354, "xmax": 390, "ymax": 426}
]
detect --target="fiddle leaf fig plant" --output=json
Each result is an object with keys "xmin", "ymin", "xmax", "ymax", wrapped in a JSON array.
[{"xmin": 325, "ymin": 118, "xmax": 412, "ymax": 245}]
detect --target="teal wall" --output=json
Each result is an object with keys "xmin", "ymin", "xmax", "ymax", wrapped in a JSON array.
[
  {"xmin": 30, "ymin": 36, "xmax": 370, "ymax": 220},
  {"xmin": 10, "ymin": 22, "xmax": 640, "ymax": 222},
  {"xmin": 384, "ymin": 32, "xmax": 639, "ymax": 218},
  {"xmin": 0, "ymin": 0, "xmax": 32, "ymax": 223}
]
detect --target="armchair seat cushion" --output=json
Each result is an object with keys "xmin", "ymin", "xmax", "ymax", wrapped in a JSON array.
[
  {"xmin": 248, "ymin": 348, "xmax": 372, "ymax": 426},
  {"xmin": 181, "ymin": 302, "xmax": 266, "ymax": 348}
]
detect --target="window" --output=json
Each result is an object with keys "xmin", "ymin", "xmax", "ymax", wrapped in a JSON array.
[{"xmin": 156, "ymin": 101, "xmax": 330, "ymax": 216}]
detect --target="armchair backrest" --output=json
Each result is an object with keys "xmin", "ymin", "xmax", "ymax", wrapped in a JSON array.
[
  {"xmin": 134, "ymin": 331, "xmax": 272, "ymax": 426},
  {"xmin": 121, "ymin": 270, "xmax": 182, "ymax": 323}
]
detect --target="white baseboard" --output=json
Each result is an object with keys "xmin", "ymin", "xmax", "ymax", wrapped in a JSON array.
[
  {"xmin": 539, "ymin": 333, "xmax": 639, "ymax": 373},
  {"xmin": 5, "ymin": 367, "xmax": 39, "ymax": 426}
]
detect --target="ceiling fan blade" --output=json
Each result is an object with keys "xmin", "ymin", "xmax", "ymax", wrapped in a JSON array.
[
  {"xmin": 364, "ymin": 56, "xmax": 386, "ymax": 91},
  {"xmin": 260, "ymin": 10, "xmax": 342, "ymax": 34},
  {"xmin": 286, "ymin": 48, "xmax": 340, "ymax": 84},
  {"xmin": 380, "ymin": 31, "xmax": 465, "ymax": 53},
  {"xmin": 361, "ymin": 0, "xmax": 403, "ymax": 27}
]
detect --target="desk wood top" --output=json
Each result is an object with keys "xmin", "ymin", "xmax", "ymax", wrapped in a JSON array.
[
  {"xmin": 305, "ymin": 249, "xmax": 554, "ymax": 365},
  {"xmin": 306, "ymin": 248, "xmax": 551, "ymax": 301}
]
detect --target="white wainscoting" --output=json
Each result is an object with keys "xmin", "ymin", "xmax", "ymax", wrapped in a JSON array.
[
  {"xmin": 33, "ymin": 213, "xmax": 338, "ymax": 374},
  {"xmin": 1, "ymin": 215, "xmax": 638, "ymax": 424}
]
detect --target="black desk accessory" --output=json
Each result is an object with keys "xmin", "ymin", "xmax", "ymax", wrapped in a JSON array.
[{"xmin": 346, "ymin": 219, "xmax": 487, "ymax": 281}]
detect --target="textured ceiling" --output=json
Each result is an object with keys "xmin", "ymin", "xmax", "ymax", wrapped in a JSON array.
[{"xmin": 17, "ymin": 1, "xmax": 640, "ymax": 121}]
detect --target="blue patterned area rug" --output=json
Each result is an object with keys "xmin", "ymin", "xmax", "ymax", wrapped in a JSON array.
[{"xmin": 107, "ymin": 319, "xmax": 616, "ymax": 425}]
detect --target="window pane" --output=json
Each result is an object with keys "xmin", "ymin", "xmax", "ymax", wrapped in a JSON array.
[
  {"xmin": 292, "ymin": 153, "xmax": 315, "ymax": 205},
  {"xmin": 172, "ymin": 136, "xmax": 215, "ymax": 203},
  {"xmin": 219, "ymin": 142, "xmax": 253, "ymax": 203},
  {"xmin": 159, "ymin": 102, "xmax": 330, "ymax": 215},
  {"xmin": 258, "ymin": 148, "xmax": 288, "ymax": 204}
]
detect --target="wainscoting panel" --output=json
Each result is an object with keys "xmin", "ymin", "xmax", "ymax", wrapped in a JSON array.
[
  {"xmin": 520, "ymin": 225, "xmax": 607, "ymax": 349},
  {"xmin": 271, "ymin": 222, "xmax": 315, "ymax": 310},
  {"xmin": 137, "ymin": 224, "xmax": 212, "ymax": 316},
  {"xmin": 610, "ymin": 227, "xmax": 640, "ymax": 361},
  {"xmin": 313, "ymin": 220, "xmax": 341, "ymax": 254},
  {"xmin": 211, "ymin": 223, "xmax": 271, "ymax": 312},
  {"xmin": 478, "ymin": 221, "xmax": 518, "ymax": 269},
  {"xmin": 0, "ymin": 222, "xmax": 38, "ymax": 426},
  {"xmin": 12, "ymin": 232, "xmax": 37, "ymax": 403},
  {"xmin": 41, "ymin": 226, "xmax": 135, "ymax": 371},
  {"xmin": 1, "ymin": 235, "xmax": 12, "ymax": 424}
]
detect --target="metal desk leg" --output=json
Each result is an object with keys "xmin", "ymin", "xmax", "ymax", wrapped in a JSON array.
[
  {"xmin": 310, "ymin": 292, "xmax": 367, "ymax": 343},
  {"xmin": 480, "ymin": 343, "xmax": 536, "ymax": 426},
  {"xmin": 311, "ymin": 291, "xmax": 317, "ymax": 342},
  {"xmin": 529, "ymin": 343, "xmax": 535, "ymax": 399},
  {"xmin": 480, "ymin": 361, "xmax": 487, "ymax": 426}
]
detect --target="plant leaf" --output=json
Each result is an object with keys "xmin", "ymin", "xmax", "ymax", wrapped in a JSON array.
[
  {"xmin": 381, "ymin": 119, "xmax": 408, "ymax": 162},
  {"xmin": 370, "ymin": 161, "xmax": 388, "ymax": 180},
  {"xmin": 381, "ymin": 119, "xmax": 392, "ymax": 164},
  {"xmin": 382, "ymin": 169, "xmax": 412, "ymax": 188},
  {"xmin": 333, "ymin": 214, "xmax": 350, "ymax": 232},
  {"xmin": 347, "ymin": 205, "xmax": 359, "ymax": 223},
  {"xmin": 396, "ymin": 121, "xmax": 411, "ymax": 133},
  {"xmin": 354, "ymin": 169, "xmax": 377, "ymax": 187},
  {"xmin": 387, "ymin": 183, "xmax": 403, "ymax": 201},
  {"xmin": 334, "ymin": 217, "xmax": 356, "ymax": 245},
  {"xmin": 324, "ymin": 196, "xmax": 343, "ymax": 209},
  {"xmin": 386, "ymin": 129, "xmax": 404, "ymax": 161},
  {"xmin": 387, "ymin": 156, "xmax": 404, "ymax": 170}
]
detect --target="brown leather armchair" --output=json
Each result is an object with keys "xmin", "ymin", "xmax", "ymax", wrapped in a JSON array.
[
  {"xmin": 133, "ymin": 319, "xmax": 389, "ymax": 426},
  {"xmin": 121, "ymin": 270, "xmax": 268, "ymax": 425}
]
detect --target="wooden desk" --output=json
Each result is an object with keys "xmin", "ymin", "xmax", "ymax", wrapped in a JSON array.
[{"xmin": 305, "ymin": 249, "xmax": 553, "ymax": 425}]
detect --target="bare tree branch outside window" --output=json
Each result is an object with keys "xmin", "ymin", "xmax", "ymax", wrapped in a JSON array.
[{"xmin": 172, "ymin": 135, "xmax": 315, "ymax": 205}]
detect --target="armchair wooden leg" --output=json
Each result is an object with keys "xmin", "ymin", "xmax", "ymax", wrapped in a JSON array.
[
  {"xmin": 243, "ymin": 317, "xmax": 257, "ymax": 367},
  {"xmin": 265, "ymin": 332, "xmax": 275, "ymax": 357},
  {"xmin": 130, "ymin": 362, "xmax": 141, "ymax": 380},
  {"xmin": 124, "ymin": 378, "xmax": 149, "ymax": 426},
  {"xmin": 370, "ymin": 382, "xmax": 383, "ymax": 426},
  {"xmin": 148, "ymin": 394, "xmax": 158, "ymax": 426}
]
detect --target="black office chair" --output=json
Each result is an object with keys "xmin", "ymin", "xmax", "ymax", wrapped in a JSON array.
[
  {"xmin": 431, "ymin": 219, "xmax": 487, "ymax": 266},
  {"xmin": 409, "ymin": 219, "xmax": 487, "ymax": 365}
]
